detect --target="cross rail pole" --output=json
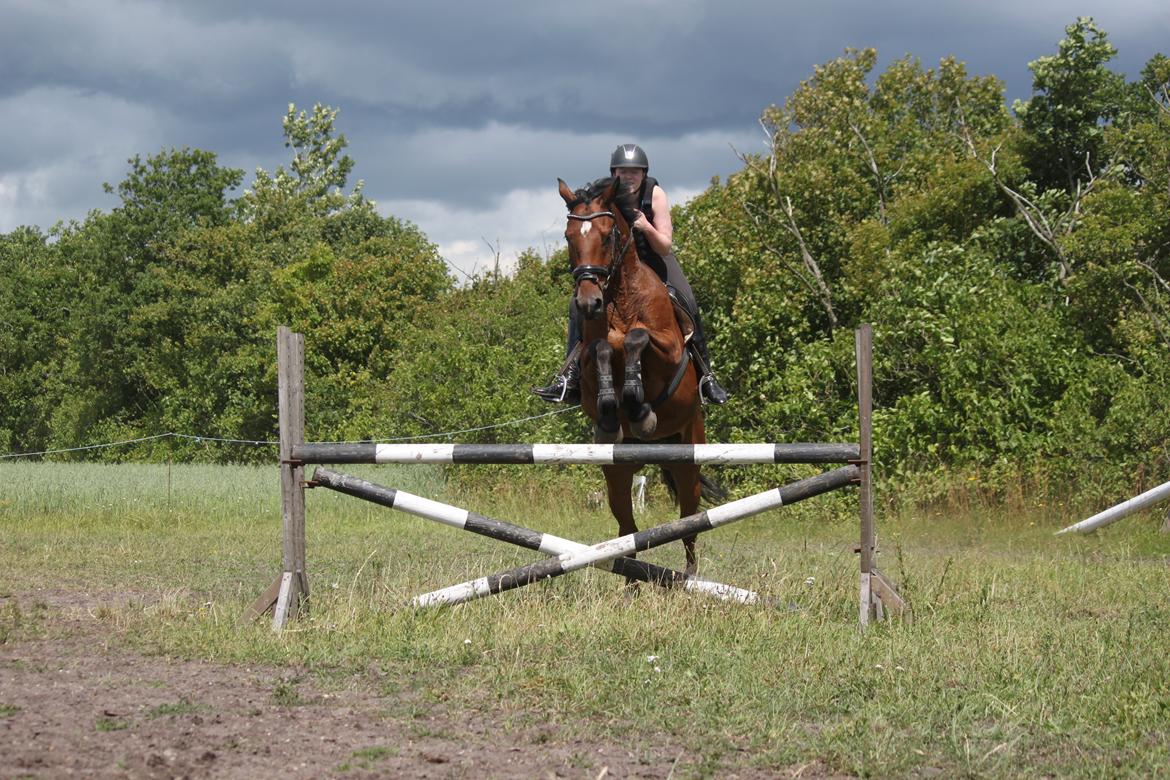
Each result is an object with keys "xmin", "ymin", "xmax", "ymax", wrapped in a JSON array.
[
  {"xmin": 310, "ymin": 466, "xmax": 765, "ymax": 605},
  {"xmin": 409, "ymin": 466, "xmax": 859, "ymax": 609},
  {"xmin": 292, "ymin": 442, "xmax": 860, "ymax": 465}
]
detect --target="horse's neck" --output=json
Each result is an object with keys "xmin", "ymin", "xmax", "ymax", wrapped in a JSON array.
[
  {"xmin": 610, "ymin": 247, "xmax": 671, "ymax": 323},
  {"xmin": 602, "ymin": 213, "xmax": 667, "ymax": 318}
]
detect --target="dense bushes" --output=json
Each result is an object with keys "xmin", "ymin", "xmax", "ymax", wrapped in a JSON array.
[{"xmin": 1, "ymin": 20, "xmax": 1166, "ymax": 505}]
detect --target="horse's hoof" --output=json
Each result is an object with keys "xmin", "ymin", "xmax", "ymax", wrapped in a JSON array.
[
  {"xmin": 631, "ymin": 410, "xmax": 657, "ymax": 438},
  {"xmin": 594, "ymin": 424, "xmax": 621, "ymax": 444}
]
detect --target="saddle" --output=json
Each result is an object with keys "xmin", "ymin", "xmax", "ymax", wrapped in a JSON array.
[{"xmin": 665, "ymin": 285, "xmax": 695, "ymax": 344}]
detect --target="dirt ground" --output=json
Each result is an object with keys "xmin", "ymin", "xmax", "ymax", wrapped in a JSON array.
[{"xmin": 0, "ymin": 592, "xmax": 832, "ymax": 780}]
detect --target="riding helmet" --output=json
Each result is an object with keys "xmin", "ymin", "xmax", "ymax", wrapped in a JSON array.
[{"xmin": 610, "ymin": 143, "xmax": 649, "ymax": 172}]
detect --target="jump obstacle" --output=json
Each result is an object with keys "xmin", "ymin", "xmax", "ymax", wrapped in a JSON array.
[
  {"xmin": 245, "ymin": 325, "xmax": 908, "ymax": 630},
  {"xmin": 1056, "ymin": 479, "xmax": 1170, "ymax": 535}
]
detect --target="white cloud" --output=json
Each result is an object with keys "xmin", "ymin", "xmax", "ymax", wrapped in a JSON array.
[
  {"xmin": 0, "ymin": 86, "xmax": 164, "ymax": 230},
  {"xmin": 383, "ymin": 181, "xmax": 713, "ymax": 282},
  {"xmin": 383, "ymin": 186, "xmax": 566, "ymax": 280},
  {"xmin": 359, "ymin": 120, "xmax": 756, "ymax": 208},
  {"xmin": 3, "ymin": 0, "xmax": 1166, "ymax": 241},
  {"xmin": 362, "ymin": 121, "xmax": 755, "ymax": 279}
]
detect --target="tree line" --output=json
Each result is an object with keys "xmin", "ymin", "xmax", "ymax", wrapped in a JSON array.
[{"xmin": 2, "ymin": 19, "xmax": 1166, "ymax": 504}]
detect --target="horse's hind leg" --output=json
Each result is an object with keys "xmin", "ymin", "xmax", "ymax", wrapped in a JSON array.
[
  {"xmin": 603, "ymin": 464, "xmax": 641, "ymax": 585},
  {"xmin": 666, "ymin": 464, "xmax": 703, "ymax": 575},
  {"xmin": 622, "ymin": 328, "xmax": 657, "ymax": 438},
  {"xmin": 591, "ymin": 339, "xmax": 620, "ymax": 442}
]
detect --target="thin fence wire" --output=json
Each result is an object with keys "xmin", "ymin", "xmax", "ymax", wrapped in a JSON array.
[{"xmin": 0, "ymin": 406, "xmax": 580, "ymax": 460}]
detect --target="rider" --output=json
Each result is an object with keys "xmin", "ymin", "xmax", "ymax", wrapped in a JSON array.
[{"xmin": 533, "ymin": 143, "xmax": 729, "ymax": 406}]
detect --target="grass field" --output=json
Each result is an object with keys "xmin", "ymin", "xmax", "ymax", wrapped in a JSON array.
[{"xmin": 2, "ymin": 461, "xmax": 1168, "ymax": 777}]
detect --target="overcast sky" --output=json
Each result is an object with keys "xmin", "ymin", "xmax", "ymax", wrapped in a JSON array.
[{"xmin": 2, "ymin": 1, "xmax": 1166, "ymax": 279}]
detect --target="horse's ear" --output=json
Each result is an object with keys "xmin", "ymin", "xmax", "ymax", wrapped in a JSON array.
[
  {"xmin": 600, "ymin": 176, "xmax": 620, "ymax": 203},
  {"xmin": 558, "ymin": 178, "xmax": 575, "ymax": 206}
]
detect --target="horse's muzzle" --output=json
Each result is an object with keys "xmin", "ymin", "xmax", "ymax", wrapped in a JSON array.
[{"xmin": 577, "ymin": 290, "xmax": 605, "ymax": 320}]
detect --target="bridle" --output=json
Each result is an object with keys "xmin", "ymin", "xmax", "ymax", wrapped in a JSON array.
[{"xmin": 566, "ymin": 209, "xmax": 634, "ymax": 291}]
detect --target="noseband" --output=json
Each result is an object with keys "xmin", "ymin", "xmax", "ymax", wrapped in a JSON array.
[{"xmin": 567, "ymin": 210, "xmax": 634, "ymax": 289}]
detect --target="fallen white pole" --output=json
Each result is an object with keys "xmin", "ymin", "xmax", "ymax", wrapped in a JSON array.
[{"xmin": 1056, "ymin": 479, "xmax": 1170, "ymax": 535}]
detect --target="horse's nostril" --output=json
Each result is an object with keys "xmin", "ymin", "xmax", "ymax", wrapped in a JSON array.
[{"xmin": 577, "ymin": 294, "xmax": 604, "ymax": 319}]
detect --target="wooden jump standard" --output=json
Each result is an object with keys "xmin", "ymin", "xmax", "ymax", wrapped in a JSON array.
[{"xmin": 246, "ymin": 325, "xmax": 908, "ymax": 630}]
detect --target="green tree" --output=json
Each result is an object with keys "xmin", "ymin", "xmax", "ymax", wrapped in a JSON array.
[
  {"xmin": 1014, "ymin": 17, "xmax": 1127, "ymax": 192},
  {"xmin": 0, "ymin": 228, "xmax": 79, "ymax": 453},
  {"xmin": 47, "ymin": 149, "xmax": 246, "ymax": 454},
  {"xmin": 366, "ymin": 249, "xmax": 589, "ymax": 487},
  {"xmin": 103, "ymin": 147, "xmax": 244, "ymax": 253},
  {"xmin": 245, "ymin": 103, "xmax": 360, "ymax": 229}
]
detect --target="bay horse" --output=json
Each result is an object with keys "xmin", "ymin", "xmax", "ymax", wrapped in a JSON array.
[{"xmin": 558, "ymin": 176, "xmax": 713, "ymax": 575}]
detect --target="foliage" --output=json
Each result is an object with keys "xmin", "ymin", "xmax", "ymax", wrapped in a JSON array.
[
  {"xmin": 1, "ymin": 24, "xmax": 1167, "ymax": 506},
  {"xmin": 363, "ymin": 249, "xmax": 596, "ymax": 488},
  {"xmin": 1013, "ymin": 17, "xmax": 1127, "ymax": 192},
  {"xmin": 0, "ymin": 228, "xmax": 76, "ymax": 453},
  {"xmin": 673, "ymin": 26, "xmax": 1167, "ymax": 501}
]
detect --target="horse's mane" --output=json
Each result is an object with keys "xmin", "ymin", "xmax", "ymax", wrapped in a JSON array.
[{"xmin": 574, "ymin": 176, "xmax": 640, "ymax": 226}]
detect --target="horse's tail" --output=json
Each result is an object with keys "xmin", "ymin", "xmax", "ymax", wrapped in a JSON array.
[{"xmin": 659, "ymin": 467, "xmax": 728, "ymax": 507}]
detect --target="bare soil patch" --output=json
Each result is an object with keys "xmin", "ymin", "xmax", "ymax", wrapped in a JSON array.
[{"xmin": 0, "ymin": 592, "xmax": 826, "ymax": 779}]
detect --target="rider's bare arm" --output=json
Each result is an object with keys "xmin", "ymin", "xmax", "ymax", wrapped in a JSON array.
[{"xmin": 633, "ymin": 185, "xmax": 673, "ymax": 257}]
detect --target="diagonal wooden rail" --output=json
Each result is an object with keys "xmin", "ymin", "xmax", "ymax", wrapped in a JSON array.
[
  {"xmin": 310, "ymin": 466, "xmax": 765, "ymax": 605},
  {"xmin": 410, "ymin": 466, "xmax": 859, "ymax": 608}
]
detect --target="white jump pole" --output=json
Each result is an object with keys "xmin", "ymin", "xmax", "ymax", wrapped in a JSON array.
[{"xmin": 1056, "ymin": 479, "xmax": 1170, "ymax": 535}]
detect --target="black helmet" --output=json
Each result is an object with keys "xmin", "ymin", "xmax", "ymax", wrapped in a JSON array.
[{"xmin": 610, "ymin": 143, "xmax": 649, "ymax": 172}]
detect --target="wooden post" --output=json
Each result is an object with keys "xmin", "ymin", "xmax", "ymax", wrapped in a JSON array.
[
  {"xmin": 855, "ymin": 324, "xmax": 908, "ymax": 628},
  {"xmin": 856, "ymin": 325, "xmax": 876, "ymax": 628},
  {"xmin": 242, "ymin": 326, "xmax": 309, "ymax": 629}
]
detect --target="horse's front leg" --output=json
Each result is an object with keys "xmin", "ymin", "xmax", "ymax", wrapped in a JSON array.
[
  {"xmin": 622, "ymin": 328, "xmax": 657, "ymax": 438},
  {"xmin": 591, "ymin": 339, "xmax": 621, "ymax": 442}
]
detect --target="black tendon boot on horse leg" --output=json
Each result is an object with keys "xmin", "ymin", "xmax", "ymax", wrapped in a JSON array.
[{"xmin": 591, "ymin": 339, "xmax": 621, "ymax": 442}]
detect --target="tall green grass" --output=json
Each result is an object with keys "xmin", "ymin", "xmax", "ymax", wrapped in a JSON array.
[{"xmin": 2, "ymin": 461, "xmax": 1168, "ymax": 777}]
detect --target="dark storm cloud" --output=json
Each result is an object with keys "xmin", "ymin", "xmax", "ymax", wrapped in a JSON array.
[{"xmin": 1, "ymin": 0, "xmax": 1166, "ymax": 273}]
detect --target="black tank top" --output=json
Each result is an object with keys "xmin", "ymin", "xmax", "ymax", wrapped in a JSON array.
[{"xmin": 633, "ymin": 176, "xmax": 668, "ymax": 276}]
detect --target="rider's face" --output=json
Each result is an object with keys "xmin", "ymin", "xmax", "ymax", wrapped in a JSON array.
[{"xmin": 613, "ymin": 167, "xmax": 645, "ymax": 191}]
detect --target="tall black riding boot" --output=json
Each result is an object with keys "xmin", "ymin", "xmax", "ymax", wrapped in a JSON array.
[{"xmin": 687, "ymin": 313, "xmax": 729, "ymax": 405}]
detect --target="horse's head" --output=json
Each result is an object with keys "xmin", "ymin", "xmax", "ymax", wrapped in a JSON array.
[{"xmin": 558, "ymin": 176, "xmax": 633, "ymax": 321}]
